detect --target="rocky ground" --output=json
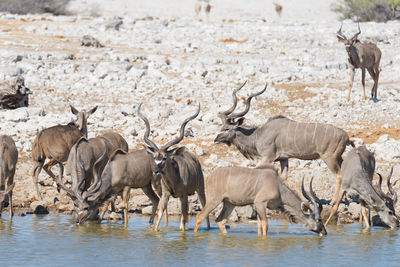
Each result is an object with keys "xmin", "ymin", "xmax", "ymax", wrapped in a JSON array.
[{"xmin": 0, "ymin": 0, "xmax": 400, "ymax": 225}]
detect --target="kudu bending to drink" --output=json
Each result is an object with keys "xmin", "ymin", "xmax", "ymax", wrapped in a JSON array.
[
  {"xmin": 31, "ymin": 105, "xmax": 97, "ymax": 200},
  {"xmin": 68, "ymin": 148, "xmax": 161, "ymax": 227},
  {"xmin": 324, "ymin": 146, "xmax": 398, "ymax": 228},
  {"xmin": 49, "ymin": 132, "xmax": 128, "ymax": 219},
  {"xmin": 194, "ymin": 165, "xmax": 327, "ymax": 236},
  {"xmin": 337, "ymin": 23, "xmax": 382, "ymax": 101},
  {"xmin": 215, "ymin": 82, "xmax": 354, "ymax": 206},
  {"xmin": 0, "ymin": 135, "xmax": 18, "ymax": 218},
  {"xmin": 138, "ymin": 103, "xmax": 209, "ymax": 231}
]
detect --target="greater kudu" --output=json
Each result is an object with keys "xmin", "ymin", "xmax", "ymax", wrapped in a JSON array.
[
  {"xmin": 337, "ymin": 23, "xmax": 382, "ymax": 101},
  {"xmin": 72, "ymin": 148, "xmax": 160, "ymax": 227},
  {"xmin": 31, "ymin": 105, "xmax": 97, "ymax": 200},
  {"xmin": 49, "ymin": 132, "xmax": 128, "ymax": 218},
  {"xmin": 0, "ymin": 135, "xmax": 18, "ymax": 218},
  {"xmin": 194, "ymin": 165, "xmax": 327, "ymax": 236},
  {"xmin": 138, "ymin": 103, "xmax": 209, "ymax": 231},
  {"xmin": 324, "ymin": 146, "xmax": 398, "ymax": 228},
  {"xmin": 215, "ymin": 82, "xmax": 354, "ymax": 206}
]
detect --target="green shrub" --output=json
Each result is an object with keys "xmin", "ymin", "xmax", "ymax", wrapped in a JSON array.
[
  {"xmin": 0, "ymin": 0, "xmax": 70, "ymax": 15},
  {"xmin": 332, "ymin": 0, "xmax": 400, "ymax": 22}
]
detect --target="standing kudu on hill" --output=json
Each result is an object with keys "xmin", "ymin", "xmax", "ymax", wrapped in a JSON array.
[
  {"xmin": 31, "ymin": 105, "xmax": 97, "ymax": 200},
  {"xmin": 69, "ymin": 148, "xmax": 161, "ymax": 228},
  {"xmin": 48, "ymin": 132, "xmax": 128, "ymax": 217},
  {"xmin": 138, "ymin": 103, "xmax": 209, "ymax": 231},
  {"xmin": 214, "ymin": 82, "xmax": 354, "ymax": 206},
  {"xmin": 194, "ymin": 165, "xmax": 327, "ymax": 236},
  {"xmin": 0, "ymin": 135, "xmax": 18, "ymax": 218},
  {"xmin": 337, "ymin": 23, "xmax": 382, "ymax": 101},
  {"xmin": 324, "ymin": 146, "xmax": 398, "ymax": 228}
]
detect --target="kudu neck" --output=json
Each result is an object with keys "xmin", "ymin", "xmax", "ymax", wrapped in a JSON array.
[
  {"xmin": 278, "ymin": 181, "xmax": 310, "ymax": 224},
  {"xmin": 232, "ymin": 126, "xmax": 260, "ymax": 160}
]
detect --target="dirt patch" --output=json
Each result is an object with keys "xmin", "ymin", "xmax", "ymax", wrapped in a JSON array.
[
  {"xmin": 348, "ymin": 125, "xmax": 400, "ymax": 144},
  {"xmin": 220, "ymin": 38, "xmax": 248, "ymax": 43}
]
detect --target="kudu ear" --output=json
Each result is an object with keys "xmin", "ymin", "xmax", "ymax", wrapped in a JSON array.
[
  {"xmin": 337, "ymin": 35, "xmax": 347, "ymax": 43},
  {"xmin": 146, "ymin": 146, "xmax": 155, "ymax": 155},
  {"xmin": 301, "ymin": 202, "xmax": 312, "ymax": 215},
  {"xmin": 172, "ymin": 146, "xmax": 186, "ymax": 155},
  {"xmin": 70, "ymin": 105, "xmax": 79, "ymax": 115},
  {"xmin": 86, "ymin": 106, "xmax": 98, "ymax": 117},
  {"xmin": 237, "ymin": 117, "xmax": 245, "ymax": 126}
]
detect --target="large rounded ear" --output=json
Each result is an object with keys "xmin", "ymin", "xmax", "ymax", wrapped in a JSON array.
[
  {"xmin": 171, "ymin": 146, "xmax": 186, "ymax": 155},
  {"xmin": 337, "ymin": 35, "xmax": 347, "ymax": 43},
  {"xmin": 146, "ymin": 146, "xmax": 155, "ymax": 155},
  {"xmin": 70, "ymin": 105, "xmax": 79, "ymax": 115},
  {"xmin": 301, "ymin": 202, "xmax": 312, "ymax": 215},
  {"xmin": 86, "ymin": 106, "xmax": 98, "ymax": 117},
  {"xmin": 237, "ymin": 117, "xmax": 245, "ymax": 125}
]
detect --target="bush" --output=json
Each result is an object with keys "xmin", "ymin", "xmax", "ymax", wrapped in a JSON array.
[
  {"xmin": 332, "ymin": 0, "xmax": 400, "ymax": 22},
  {"xmin": 0, "ymin": 0, "xmax": 70, "ymax": 15}
]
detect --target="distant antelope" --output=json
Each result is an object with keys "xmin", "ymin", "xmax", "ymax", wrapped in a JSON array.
[
  {"xmin": 138, "ymin": 103, "xmax": 209, "ymax": 231},
  {"xmin": 273, "ymin": 2, "xmax": 282, "ymax": 17},
  {"xmin": 0, "ymin": 135, "xmax": 18, "ymax": 219},
  {"xmin": 194, "ymin": 2, "xmax": 201, "ymax": 16},
  {"xmin": 337, "ymin": 23, "xmax": 382, "ymax": 101},
  {"xmin": 194, "ymin": 165, "xmax": 326, "ymax": 236},
  {"xmin": 214, "ymin": 82, "xmax": 354, "ymax": 206},
  {"xmin": 204, "ymin": 2, "xmax": 211, "ymax": 16},
  {"xmin": 324, "ymin": 146, "xmax": 398, "ymax": 228},
  {"xmin": 49, "ymin": 132, "xmax": 128, "ymax": 218},
  {"xmin": 31, "ymin": 105, "xmax": 97, "ymax": 200}
]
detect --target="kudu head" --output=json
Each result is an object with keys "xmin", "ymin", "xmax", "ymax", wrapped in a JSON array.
[
  {"xmin": 336, "ymin": 22, "xmax": 361, "ymax": 53},
  {"xmin": 70, "ymin": 105, "xmax": 98, "ymax": 139},
  {"xmin": 0, "ymin": 183, "xmax": 15, "ymax": 215},
  {"xmin": 301, "ymin": 177, "xmax": 327, "ymax": 236},
  {"xmin": 375, "ymin": 167, "xmax": 399, "ymax": 228},
  {"xmin": 138, "ymin": 103, "xmax": 200, "ymax": 176},
  {"xmin": 214, "ymin": 81, "xmax": 267, "ymax": 146},
  {"xmin": 47, "ymin": 146, "xmax": 107, "ymax": 224}
]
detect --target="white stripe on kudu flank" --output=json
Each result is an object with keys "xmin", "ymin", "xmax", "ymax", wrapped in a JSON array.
[
  {"xmin": 312, "ymin": 123, "xmax": 317, "ymax": 144},
  {"xmin": 294, "ymin": 121, "xmax": 300, "ymax": 153}
]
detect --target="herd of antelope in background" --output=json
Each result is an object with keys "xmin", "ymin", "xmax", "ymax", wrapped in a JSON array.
[{"xmin": 0, "ymin": 23, "xmax": 395, "ymax": 236}]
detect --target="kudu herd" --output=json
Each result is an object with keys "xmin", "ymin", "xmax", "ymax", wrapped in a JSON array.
[{"xmin": 0, "ymin": 23, "xmax": 396, "ymax": 237}]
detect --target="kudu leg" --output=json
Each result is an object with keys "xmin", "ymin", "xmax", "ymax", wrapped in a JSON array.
[
  {"xmin": 324, "ymin": 192, "xmax": 345, "ymax": 227},
  {"xmin": 9, "ymin": 190, "xmax": 13, "ymax": 219},
  {"xmin": 215, "ymin": 201, "xmax": 235, "ymax": 234},
  {"xmin": 361, "ymin": 68, "xmax": 366, "ymax": 100},
  {"xmin": 43, "ymin": 159, "xmax": 62, "ymax": 192},
  {"xmin": 122, "ymin": 187, "xmax": 131, "ymax": 228},
  {"xmin": 32, "ymin": 160, "xmax": 44, "ymax": 200},
  {"xmin": 255, "ymin": 202, "xmax": 268, "ymax": 236},
  {"xmin": 346, "ymin": 68, "xmax": 355, "ymax": 101},
  {"xmin": 155, "ymin": 193, "xmax": 170, "ymax": 231},
  {"xmin": 142, "ymin": 184, "xmax": 160, "ymax": 225},
  {"xmin": 280, "ymin": 159, "xmax": 289, "ymax": 180},
  {"xmin": 98, "ymin": 201, "xmax": 109, "ymax": 222},
  {"xmin": 361, "ymin": 203, "xmax": 370, "ymax": 229},
  {"xmin": 179, "ymin": 196, "xmax": 189, "ymax": 231},
  {"xmin": 374, "ymin": 67, "xmax": 380, "ymax": 99},
  {"xmin": 197, "ymin": 190, "xmax": 210, "ymax": 230},
  {"xmin": 194, "ymin": 199, "xmax": 220, "ymax": 232}
]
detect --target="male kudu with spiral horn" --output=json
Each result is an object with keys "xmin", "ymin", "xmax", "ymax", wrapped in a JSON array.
[
  {"xmin": 138, "ymin": 103, "xmax": 209, "ymax": 231},
  {"xmin": 214, "ymin": 81, "xmax": 354, "ymax": 206}
]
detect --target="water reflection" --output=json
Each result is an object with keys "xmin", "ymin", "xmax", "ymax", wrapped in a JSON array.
[{"xmin": 1, "ymin": 214, "xmax": 400, "ymax": 265}]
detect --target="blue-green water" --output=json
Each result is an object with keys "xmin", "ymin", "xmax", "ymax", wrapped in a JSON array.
[{"xmin": 1, "ymin": 214, "xmax": 399, "ymax": 266}]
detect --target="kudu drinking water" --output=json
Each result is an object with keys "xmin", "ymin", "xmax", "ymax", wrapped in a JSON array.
[
  {"xmin": 194, "ymin": 165, "xmax": 327, "ymax": 236},
  {"xmin": 324, "ymin": 146, "xmax": 398, "ymax": 228},
  {"xmin": 49, "ymin": 132, "xmax": 128, "ymax": 218},
  {"xmin": 0, "ymin": 135, "xmax": 18, "ymax": 218},
  {"xmin": 138, "ymin": 103, "xmax": 209, "ymax": 231},
  {"xmin": 69, "ymin": 148, "xmax": 161, "ymax": 227},
  {"xmin": 31, "ymin": 105, "xmax": 97, "ymax": 200},
  {"xmin": 337, "ymin": 23, "xmax": 382, "ymax": 101},
  {"xmin": 214, "ymin": 82, "xmax": 354, "ymax": 205}
]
